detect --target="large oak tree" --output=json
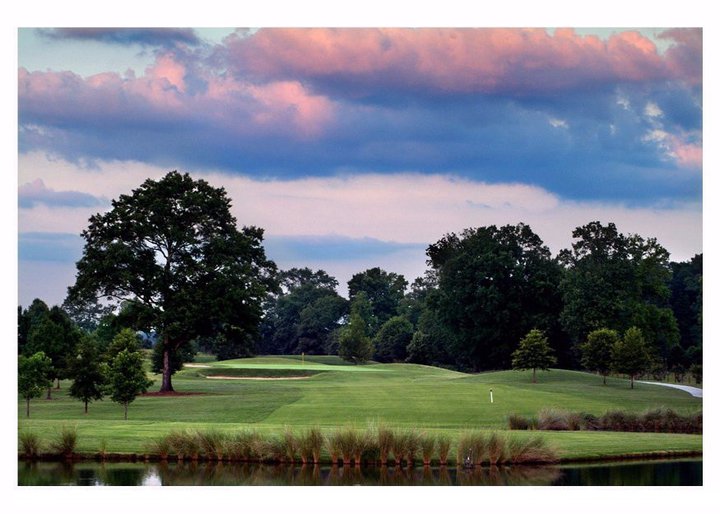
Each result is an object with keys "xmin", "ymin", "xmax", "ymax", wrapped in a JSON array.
[{"xmin": 67, "ymin": 171, "xmax": 277, "ymax": 392}]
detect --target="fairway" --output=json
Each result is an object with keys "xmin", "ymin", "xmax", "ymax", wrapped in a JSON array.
[{"xmin": 18, "ymin": 356, "xmax": 702, "ymax": 460}]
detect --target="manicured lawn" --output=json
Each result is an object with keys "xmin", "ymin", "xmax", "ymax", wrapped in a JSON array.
[{"xmin": 18, "ymin": 356, "xmax": 702, "ymax": 460}]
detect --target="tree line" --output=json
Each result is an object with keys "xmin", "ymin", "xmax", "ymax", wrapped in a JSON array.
[{"xmin": 18, "ymin": 172, "xmax": 703, "ymax": 400}]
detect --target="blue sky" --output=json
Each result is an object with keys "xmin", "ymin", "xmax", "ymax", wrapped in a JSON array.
[{"xmin": 16, "ymin": 25, "xmax": 703, "ymax": 307}]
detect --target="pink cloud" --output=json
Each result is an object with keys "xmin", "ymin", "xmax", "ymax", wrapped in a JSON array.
[
  {"xmin": 19, "ymin": 52, "xmax": 335, "ymax": 139},
  {"xmin": 223, "ymin": 28, "xmax": 698, "ymax": 94}
]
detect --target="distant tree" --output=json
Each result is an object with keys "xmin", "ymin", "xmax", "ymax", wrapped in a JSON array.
[
  {"xmin": 511, "ymin": 329, "xmax": 557, "ymax": 383},
  {"xmin": 612, "ymin": 327, "xmax": 651, "ymax": 389},
  {"xmin": 18, "ymin": 352, "xmax": 53, "ymax": 418},
  {"xmin": 338, "ymin": 303, "xmax": 374, "ymax": 364},
  {"xmin": 18, "ymin": 299, "xmax": 50, "ymax": 354},
  {"xmin": 348, "ymin": 267, "xmax": 408, "ymax": 334},
  {"xmin": 669, "ymin": 254, "xmax": 702, "ymax": 351},
  {"xmin": 579, "ymin": 328, "xmax": 618, "ymax": 385},
  {"xmin": 668, "ymin": 344, "xmax": 689, "ymax": 383},
  {"xmin": 25, "ymin": 307, "xmax": 80, "ymax": 398},
  {"xmin": 373, "ymin": 316, "xmax": 413, "ymax": 362},
  {"xmin": 689, "ymin": 363, "xmax": 702, "ymax": 385},
  {"xmin": 66, "ymin": 171, "xmax": 277, "ymax": 392},
  {"xmin": 259, "ymin": 268, "xmax": 347, "ymax": 354},
  {"xmin": 68, "ymin": 335, "xmax": 108, "ymax": 414},
  {"xmin": 108, "ymin": 349, "xmax": 153, "ymax": 420},
  {"xmin": 406, "ymin": 308, "xmax": 453, "ymax": 366}
]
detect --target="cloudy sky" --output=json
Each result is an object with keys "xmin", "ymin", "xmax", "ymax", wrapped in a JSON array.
[{"xmin": 17, "ymin": 25, "xmax": 703, "ymax": 307}]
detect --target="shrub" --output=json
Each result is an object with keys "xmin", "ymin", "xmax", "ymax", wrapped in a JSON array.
[
  {"xmin": 436, "ymin": 434, "xmax": 451, "ymax": 466},
  {"xmin": 49, "ymin": 426, "xmax": 78, "ymax": 458},
  {"xmin": 507, "ymin": 435, "xmax": 557, "ymax": 464},
  {"xmin": 537, "ymin": 408, "xmax": 571, "ymax": 431},
  {"xmin": 580, "ymin": 413, "xmax": 600, "ymax": 431},
  {"xmin": 19, "ymin": 431, "xmax": 42, "ymax": 459},
  {"xmin": 600, "ymin": 410, "xmax": 639, "ymax": 432},
  {"xmin": 508, "ymin": 414, "xmax": 531, "ymax": 430}
]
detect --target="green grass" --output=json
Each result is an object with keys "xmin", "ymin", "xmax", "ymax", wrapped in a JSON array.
[{"xmin": 18, "ymin": 357, "xmax": 702, "ymax": 461}]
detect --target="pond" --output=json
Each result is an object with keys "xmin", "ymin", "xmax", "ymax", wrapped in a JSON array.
[{"xmin": 18, "ymin": 458, "xmax": 701, "ymax": 486}]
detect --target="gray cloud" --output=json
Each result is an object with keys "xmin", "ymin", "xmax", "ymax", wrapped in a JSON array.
[
  {"xmin": 36, "ymin": 28, "xmax": 201, "ymax": 48},
  {"xmin": 19, "ymin": 179, "xmax": 107, "ymax": 209}
]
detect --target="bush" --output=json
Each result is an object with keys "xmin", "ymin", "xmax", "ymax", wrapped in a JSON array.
[
  {"xmin": 19, "ymin": 432, "xmax": 42, "ymax": 458},
  {"xmin": 537, "ymin": 408, "xmax": 571, "ymax": 431},
  {"xmin": 49, "ymin": 426, "xmax": 78, "ymax": 458},
  {"xmin": 600, "ymin": 410, "xmax": 640, "ymax": 432},
  {"xmin": 507, "ymin": 413, "xmax": 534, "ymax": 430}
]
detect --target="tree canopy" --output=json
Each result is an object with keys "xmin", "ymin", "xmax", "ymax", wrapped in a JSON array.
[
  {"xmin": 511, "ymin": 329, "xmax": 557, "ymax": 383},
  {"xmin": 66, "ymin": 171, "xmax": 277, "ymax": 391},
  {"xmin": 427, "ymin": 223, "xmax": 563, "ymax": 371}
]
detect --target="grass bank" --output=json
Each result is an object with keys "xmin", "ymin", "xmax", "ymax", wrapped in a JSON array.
[{"xmin": 18, "ymin": 356, "xmax": 702, "ymax": 462}]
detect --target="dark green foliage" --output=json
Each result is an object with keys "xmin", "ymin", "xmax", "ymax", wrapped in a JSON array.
[
  {"xmin": 259, "ymin": 267, "xmax": 348, "ymax": 355},
  {"xmin": 108, "ymin": 348, "xmax": 153, "ymax": 419},
  {"xmin": 559, "ymin": 222, "xmax": 679, "ymax": 362},
  {"xmin": 68, "ymin": 334, "xmax": 107, "ymax": 413},
  {"xmin": 338, "ymin": 309, "xmax": 374, "ymax": 364},
  {"xmin": 106, "ymin": 328, "xmax": 141, "ymax": 360},
  {"xmin": 373, "ymin": 316, "xmax": 413, "ymax": 362},
  {"xmin": 579, "ymin": 328, "xmax": 618, "ymax": 384},
  {"xmin": 67, "ymin": 171, "xmax": 277, "ymax": 392},
  {"xmin": 511, "ymin": 329, "xmax": 557, "ymax": 383},
  {"xmin": 406, "ymin": 306, "xmax": 453, "ymax": 366},
  {"xmin": 18, "ymin": 351, "xmax": 53, "ymax": 417},
  {"xmin": 17, "ymin": 299, "xmax": 50, "ymax": 354},
  {"xmin": 24, "ymin": 305, "xmax": 80, "ymax": 396},
  {"xmin": 427, "ymin": 223, "xmax": 563, "ymax": 371},
  {"xmin": 612, "ymin": 327, "xmax": 651, "ymax": 389},
  {"xmin": 669, "ymin": 254, "xmax": 702, "ymax": 350},
  {"xmin": 348, "ymin": 267, "xmax": 408, "ymax": 334}
]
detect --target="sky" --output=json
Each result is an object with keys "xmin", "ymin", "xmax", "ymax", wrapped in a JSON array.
[{"xmin": 16, "ymin": 24, "xmax": 704, "ymax": 307}]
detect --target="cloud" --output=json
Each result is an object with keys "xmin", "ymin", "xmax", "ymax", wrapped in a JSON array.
[
  {"xmin": 18, "ymin": 178, "xmax": 107, "ymax": 209},
  {"xmin": 221, "ymin": 28, "xmax": 700, "ymax": 96},
  {"xmin": 36, "ymin": 28, "xmax": 201, "ymax": 48},
  {"xmin": 264, "ymin": 235, "xmax": 426, "ymax": 262},
  {"xmin": 18, "ymin": 29, "xmax": 702, "ymax": 204}
]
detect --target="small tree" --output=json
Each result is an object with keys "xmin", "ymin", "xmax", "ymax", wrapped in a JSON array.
[
  {"xmin": 108, "ymin": 349, "xmax": 153, "ymax": 420},
  {"xmin": 512, "ymin": 329, "xmax": 556, "ymax": 383},
  {"xmin": 68, "ymin": 335, "xmax": 107, "ymax": 414},
  {"xmin": 105, "ymin": 328, "xmax": 141, "ymax": 361},
  {"xmin": 579, "ymin": 328, "xmax": 618, "ymax": 385},
  {"xmin": 18, "ymin": 352, "xmax": 53, "ymax": 417},
  {"xmin": 612, "ymin": 326, "xmax": 651, "ymax": 389},
  {"xmin": 338, "ymin": 311, "xmax": 374, "ymax": 364}
]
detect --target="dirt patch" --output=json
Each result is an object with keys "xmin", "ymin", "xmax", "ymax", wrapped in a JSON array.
[
  {"xmin": 204, "ymin": 375, "xmax": 311, "ymax": 381},
  {"xmin": 141, "ymin": 391, "xmax": 207, "ymax": 397}
]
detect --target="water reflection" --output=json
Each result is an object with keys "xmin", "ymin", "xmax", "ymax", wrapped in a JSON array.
[{"xmin": 18, "ymin": 459, "xmax": 701, "ymax": 486}]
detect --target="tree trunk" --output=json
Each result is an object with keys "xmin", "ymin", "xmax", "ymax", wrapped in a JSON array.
[
  {"xmin": 46, "ymin": 386, "xmax": 52, "ymax": 400},
  {"xmin": 603, "ymin": 374, "xmax": 607, "ymax": 385},
  {"xmin": 124, "ymin": 402, "xmax": 128, "ymax": 420},
  {"xmin": 630, "ymin": 375, "xmax": 634, "ymax": 389},
  {"xmin": 55, "ymin": 377, "xmax": 60, "ymax": 389},
  {"xmin": 84, "ymin": 401, "xmax": 88, "ymax": 414},
  {"xmin": 532, "ymin": 368, "xmax": 537, "ymax": 383},
  {"xmin": 26, "ymin": 398, "xmax": 30, "ymax": 418},
  {"xmin": 160, "ymin": 342, "xmax": 174, "ymax": 392}
]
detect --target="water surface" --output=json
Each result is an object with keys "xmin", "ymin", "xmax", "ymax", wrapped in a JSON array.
[{"xmin": 18, "ymin": 459, "xmax": 701, "ymax": 486}]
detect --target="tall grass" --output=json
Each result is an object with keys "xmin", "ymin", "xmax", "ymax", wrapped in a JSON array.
[
  {"xmin": 457, "ymin": 431, "xmax": 486, "ymax": 467},
  {"xmin": 49, "ymin": 426, "xmax": 78, "ymax": 458},
  {"xmin": 436, "ymin": 434, "xmax": 451, "ymax": 466},
  {"xmin": 487, "ymin": 432, "xmax": 506, "ymax": 465},
  {"xmin": 19, "ymin": 431, "xmax": 42, "ymax": 459},
  {"xmin": 297, "ymin": 427, "xmax": 324, "ymax": 464},
  {"xmin": 507, "ymin": 435, "xmax": 558, "ymax": 464},
  {"xmin": 197, "ymin": 430, "xmax": 227, "ymax": 460},
  {"xmin": 377, "ymin": 424, "xmax": 395, "ymax": 466},
  {"xmin": 419, "ymin": 433, "xmax": 436, "ymax": 466}
]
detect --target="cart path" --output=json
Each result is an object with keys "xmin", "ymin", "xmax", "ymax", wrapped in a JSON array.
[{"xmin": 636, "ymin": 381, "xmax": 703, "ymax": 398}]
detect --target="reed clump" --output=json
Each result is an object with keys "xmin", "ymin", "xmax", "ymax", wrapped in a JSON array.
[
  {"xmin": 49, "ymin": 425, "xmax": 78, "ymax": 458},
  {"xmin": 19, "ymin": 431, "xmax": 42, "ymax": 459}
]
